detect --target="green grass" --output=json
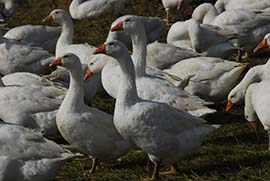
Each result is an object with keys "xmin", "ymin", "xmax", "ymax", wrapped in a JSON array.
[{"xmin": 6, "ymin": 0, "xmax": 270, "ymax": 180}]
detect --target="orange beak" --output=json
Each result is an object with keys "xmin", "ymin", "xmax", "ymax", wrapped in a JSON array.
[
  {"xmin": 253, "ymin": 39, "xmax": 268, "ymax": 53},
  {"xmin": 42, "ymin": 14, "xmax": 53, "ymax": 23},
  {"xmin": 84, "ymin": 67, "xmax": 92, "ymax": 80},
  {"xmin": 94, "ymin": 44, "xmax": 106, "ymax": 55},
  {"xmin": 247, "ymin": 121, "xmax": 259, "ymax": 138},
  {"xmin": 225, "ymin": 100, "xmax": 233, "ymax": 112},
  {"xmin": 177, "ymin": 0, "xmax": 183, "ymax": 11},
  {"xmin": 49, "ymin": 57, "xmax": 62, "ymax": 67},
  {"xmin": 111, "ymin": 21, "xmax": 124, "ymax": 32}
]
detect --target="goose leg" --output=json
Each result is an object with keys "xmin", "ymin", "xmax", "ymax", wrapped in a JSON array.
[
  {"xmin": 149, "ymin": 160, "xmax": 161, "ymax": 180},
  {"xmin": 159, "ymin": 163, "xmax": 178, "ymax": 176},
  {"xmin": 165, "ymin": 9, "xmax": 170, "ymax": 26},
  {"xmin": 89, "ymin": 158, "xmax": 98, "ymax": 173}
]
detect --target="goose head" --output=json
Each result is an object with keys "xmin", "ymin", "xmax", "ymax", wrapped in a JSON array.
[
  {"xmin": 49, "ymin": 53, "xmax": 81, "ymax": 70},
  {"xmin": 253, "ymin": 33, "xmax": 270, "ymax": 53},
  {"xmin": 111, "ymin": 16, "xmax": 144, "ymax": 36},
  {"xmin": 2, "ymin": 0, "xmax": 15, "ymax": 18},
  {"xmin": 225, "ymin": 86, "xmax": 244, "ymax": 112},
  {"xmin": 42, "ymin": 9, "xmax": 69, "ymax": 25}
]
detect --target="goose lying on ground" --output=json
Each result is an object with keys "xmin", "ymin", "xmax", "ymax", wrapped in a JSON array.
[{"xmin": 0, "ymin": 122, "xmax": 80, "ymax": 181}]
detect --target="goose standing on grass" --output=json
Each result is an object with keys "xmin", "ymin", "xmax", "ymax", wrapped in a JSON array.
[
  {"xmin": 244, "ymin": 81, "xmax": 270, "ymax": 150},
  {"xmin": 0, "ymin": 77, "xmax": 62, "ymax": 136},
  {"xmin": 164, "ymin": 57, "xmax": 247, "ymax": 102},
  {"xmin": 69, "ymin": 0, "xmax": 125, "ymax": 20},
  {"xmin": 0, "ymin": 122, "xmax": 80, "ymax": 181},
  {"xmin": 42, "ymin": 9, "xmax": 102, "ymax": 102},
  {"xmin": 93, "ymin": 40, "xmax": 219, "ymax": 180},
  {"xmin": 86, "ymin": 16, "xmax": 216, "ymax": 118},
  {"xmin": 167, "ymin": 19, "xmax": 240, "ymax": 58},
  {"xmin": 226, "ymin": 33, "xmax": 270, "ymax": 111},
  {"xmin": 4, "ymin": 25, "xmax": 61, "ymax": 53},
  {"xmin": 51, "ymin": 54, "xmax": 132, "ymax": 174}
]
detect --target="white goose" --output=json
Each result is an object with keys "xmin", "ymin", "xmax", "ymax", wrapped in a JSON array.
[
  {"xmin": 2, "ymin": 72, "xmax": 67, "ymax": 98},
  {"xmin": 164, "ymin": 57, "xmax": 247, "ymax": 102},
  {"xmin": 0, "ymin": 122, "xmax": 79, "ymax": 181},
  {"xmin": 215, "ymin": 0, "xmax": 270, "ymax": 13},
  {"xmin": 167, "ymin": 19, "xmax": 239, "ymax": 58},
  {"xmin": 51, "ymin": 54, "xmax": 132, "ymax": 173},
  {"xmin": 42, "ymin": 9, "xmax": 102, "ymax": 102},
  {"xmin": 244, "ymin": 81, "xmax": 270, "ymax": 150},
  {"xmin": 192, "ymin": 3, "xmax": 270, "ymax": 52},
  {"xmin": 226, "ymin": 34, "xmax": 270, "ymax": 111},
  {"xmin": 93, "ymin": 40, "xmax": 219, "ymax": 180},
  {"xmin": 4, "ymin": 25, "xmax": 61, "ymax": 53},
  {"xmin": 69, "ymin": 0, "xmax": 125, "ymax": 20},
  {"xmin": 0, "ymin": 77, "xmax": 62, "ymax": 136},
  {"xmin": 106, "ymin": 15, "xmax": 164, "ymax": 50},
  {"xmin": 86, "ymin": 16, "xmax": 216, "ymax": 118},
  {"xmin": 0, "ymin": 36, "xmax": 55, "ymax": 75}
]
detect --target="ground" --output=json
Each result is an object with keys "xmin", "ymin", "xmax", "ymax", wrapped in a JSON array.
[{"xmin": 6, "ymin": 0, "xmax": 270, "ymax": 180}]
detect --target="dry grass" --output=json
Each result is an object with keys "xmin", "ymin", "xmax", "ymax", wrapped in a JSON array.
[{"xmin": 6, "ymin": 0, "xmax": 270, "ymax": 180}]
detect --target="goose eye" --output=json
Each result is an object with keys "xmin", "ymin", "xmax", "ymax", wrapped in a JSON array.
[
  {"xmin": 90, "ymin": 62, "xmax": 94, "ymax": 65},
  {"xmin": 126, "ymin": 19, "xmax": 130, "ymax": 22},
  {"xmin": 108, "ymin": 42, "xmax": 114, "ymax": 46},
  {"xmin": 63, "ymin": 55, "xmax": 68, "ymax": 58}
]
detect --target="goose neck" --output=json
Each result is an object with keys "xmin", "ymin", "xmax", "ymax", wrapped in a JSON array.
[
  {"xmin": 130, "ymin": 29, "xmax": 147, "ymax": 77},
  {"xmin": 60, "ymin": 66, "xmax": 84, "ymax": 112},
  {"xmin": 56, "ymin": 17, "xmax": 74, "ymax": 54}
]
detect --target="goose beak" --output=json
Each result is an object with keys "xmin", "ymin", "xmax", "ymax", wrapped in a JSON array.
[
  {"xmin": 111, "ymin": 21, "xmax": 124, "ymax": 32},
  {"xmin": 49, "ymin": 57, "xmax": 62, "ymax": 67},
  {"xmin": 94, "ymin": 44, "xmax": 106, "ymax": 55},
  {"xmin": 247, "ymin": 121, "xmax": 259, "ymax": 138},
  {"xmin": 84, "ymin": 67, "xmax": 92, "ymax": 80},
  {"xmin": 42, "ymin": 14, "xmax": 53, "ymax": 23},
  {"xmin": 177, "ymin": 0, "xmax": 183, "ymax": 10},
  {"xmin": 225, "ymin": 100, "xmax": 233, "ymax": 112},
  {"xmin": 253, "ymin": 39, "xmax": 268, "ymax": 53}
]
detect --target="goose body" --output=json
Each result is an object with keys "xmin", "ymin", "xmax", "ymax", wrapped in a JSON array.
[
  {"xmin": 53, "ymin": 54, "xmax": 131, "ymax": 170},
  {"xmin": 0, "ymin": 122, "xmax": 78, "ymax": 181},
  {"xmin": 245, "ymin": 81, "xmax": 270, "ymax": 150},
  {"xmin": 4, "ymin": 25, "xmax": 61, "ymax": 53},
  {"xmin": 164, "ymin": 57, "xmax": 247, "ymax": 102},
  {"xmin": 94, "ymin": 40, "xmax": 219, "ymax": 179},
  {"xmin": 69, "ymin": 0, "xmax": 125, "ymax": 20},
  {"xmin": 167, "ymin": 19, "xmax": 239, "ymax": 58},
  {"xmin": 0, "ymin": 77, "xmax": 62, "ymax": 136}
]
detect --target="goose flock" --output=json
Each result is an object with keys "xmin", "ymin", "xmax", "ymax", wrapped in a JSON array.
[{"xmin": 1, "ymin": 0, "xmax": 270, "ymax": 180}]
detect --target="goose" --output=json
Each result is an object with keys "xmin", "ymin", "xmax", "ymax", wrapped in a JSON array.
[
  {"xmin": 42, "ymin": 9, "xmax": 102, "ymax": 102},
  {"xmin": 0, "ymin": 122, "xmax": 80, "ymax": 181},
  {"xmin": 192, "ymin": 3, "xmax": 270, "ymax": 52},
  {"xmin": 215, "ymin": 0, "xmax": 270, "ymax": 13},
  {"xmin": 4, "ymin": 25, "xmax": 61, "ymax": 53},
  {"xmin": 244, "ymin": 81, "xmax": 270, "ymax": 150},
  {"xmin": 226, "ymin": 34, "xmax": 270, "ymax": 111},
  {"xmin": 69, "ymin": 0, "xmax": 125, "ymax": 20},
  {"xmin": 86, "ymin": 16, "xmax": 216, "ymax": 118},
  {"xmin": 161, "ymin": 0, "xmax": 186, "ymax": 26},
  {"xmin": 93, "ymin": 40, "xmax": 219, "ymax": 180},
  {"xmin": 2, "ymin": 72, "xmax": 67, "ymax": 98},
  {"xmin": 50, "ymin": 54, "xmax": 132, "ymax": 173},
  {"xmin": 0, "ymin": 76, "xmax": 62, "ymax": 136},
  {"xmin": 0, "ymin": 36, "xmax": 55, "ymax": 75},
  {"xmin": 0, "ymin": 0, "xmax": 15, "ymax": 22},
  {"xmin": 106, "ymin": 15, "xmax": 164, "ymax": 50},
  {"xmin": 164, "ymin": 57, "xmax": 247, "ymax": 102},
  {"xmin": 167, "ymin": 19, "xmax": 239, "ymax": 58}
]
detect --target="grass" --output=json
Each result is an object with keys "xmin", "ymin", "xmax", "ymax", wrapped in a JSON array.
[{"xmin": 6, "ymin": 0, "xmax": 270, "ymax": 180}]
